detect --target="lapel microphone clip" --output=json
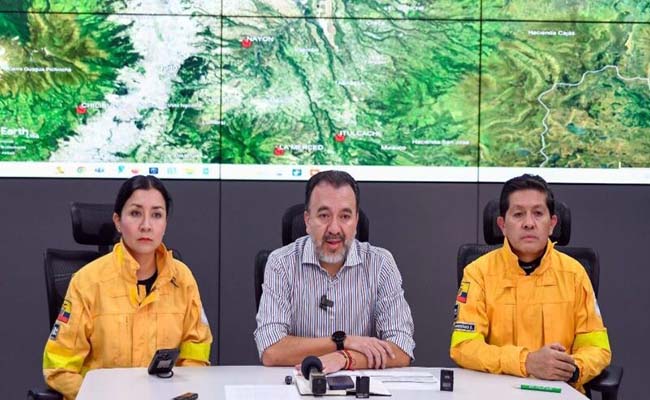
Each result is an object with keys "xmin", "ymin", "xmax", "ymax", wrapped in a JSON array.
[{"xmin": 319, "ymin": 294, "xmax": 334, "ymax": 310}]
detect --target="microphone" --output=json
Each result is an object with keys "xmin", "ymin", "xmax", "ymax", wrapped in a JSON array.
[
  {"xmin": 319, "ymin": 295, "xmax": 333, "ymax": 310},
  {"xmin": 301, "ymin": 356, "xmax": 327, "ymax": 396}
]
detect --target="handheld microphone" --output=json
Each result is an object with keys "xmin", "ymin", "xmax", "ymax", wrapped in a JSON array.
[
  {"xmin": 319, "ymin": 295, "xmax": 334, "ymax": 310},
  {"xmin": 301, "ymin": 356, "xmax": 327, "ymax": 396}
]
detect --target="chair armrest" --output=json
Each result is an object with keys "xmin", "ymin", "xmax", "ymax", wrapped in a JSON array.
[
  {"xmin": 27, "ymin": 388, "xmax": 63, "ymax": 400},
  {"xmin": 585, "ymin": 365, "xmax": 623, "ymax": 393}
]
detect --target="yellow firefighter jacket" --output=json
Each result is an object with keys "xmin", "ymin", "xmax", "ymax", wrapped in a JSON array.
[
  {"xmin": 43, "ymin": 241, "xmax": 212, "ymax": 399},
  {"xmin": 450, "ymin": 239, "xmax": 610, "ymax": 390}
]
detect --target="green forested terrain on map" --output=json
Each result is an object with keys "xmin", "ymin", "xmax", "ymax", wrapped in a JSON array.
[
  {"xmin": 227, "ymin": 0, "xmax": 479, "ymax": 19},
  {"xmin": 221, "ymin": 17, "xmax": 479, "ymax": 166},
  {"xmin": 0, "ymin": 12, "xmax": 139, "ymax": 160},
  {"xmin": 480, "ymin": 22, "xmax": 650, "ymax": 168},
  {"xmin": 483, "ymin": 0, "xmax": 650, "ymax": 22},
  {"xmin": 1, "ymin": 0, "xmax": 649, "ymax": 172}
]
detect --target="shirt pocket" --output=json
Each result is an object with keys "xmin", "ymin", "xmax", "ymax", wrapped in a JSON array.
[
  {"xmin": 156, "ymin": 288, "xmax": 186, "ymax": 349},
  {"xmin": 489, "ymin": 303, "xmax": 515, "ymax": 346},
  {"xmin": 542, "ymin": 301, "xmax": 574, "ymax": 346},
  {"xmin": 92, "ymin": 296, "xmax": 131, "ymax": 367},
  {"xmin": 488, "ymin": 285, "xmax": 516, "ymax": 346}
]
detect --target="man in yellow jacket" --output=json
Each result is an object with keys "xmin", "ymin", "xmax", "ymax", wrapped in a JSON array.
[
  {"xmin": 450, "ymin": 174, "xmax": 611, "ymax": 391},
  {"xmin": 43, "ymin": 242, "xmax": 212, "ymax": 399}
]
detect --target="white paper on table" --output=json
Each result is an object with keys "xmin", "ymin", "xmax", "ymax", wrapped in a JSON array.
[{"xmin": 224, "ymin": 384, "xmax": 302, "ymax": 400}]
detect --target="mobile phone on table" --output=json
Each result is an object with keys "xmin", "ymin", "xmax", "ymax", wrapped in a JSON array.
[
  {"xmin": 327, "ymin": 375, "xmax": 355, "ymax": 390},
  {"xmin": 172, "ymin": 393, "xmax": 198, "ymax": 400},
  {"xmin": 147, "ymin": 348, "xmax": 179, "ymax": 376}
]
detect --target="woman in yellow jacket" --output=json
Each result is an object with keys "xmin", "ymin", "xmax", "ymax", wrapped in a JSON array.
[{"xmin": 42, "ymin": 175, "xmax": 213, "ymax": 399}]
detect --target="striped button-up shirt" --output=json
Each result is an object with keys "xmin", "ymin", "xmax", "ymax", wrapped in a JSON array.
[{"xmin": 254, "ymin": 236, "xmax": 415, "ymax": 359}]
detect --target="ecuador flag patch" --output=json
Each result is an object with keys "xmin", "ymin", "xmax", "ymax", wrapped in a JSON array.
[
  {"xmin": 57, "ymin": 299, "xmax": 72, "ymax": 324},
  {"xmin": 456, "ymin": 281, "xmax": 470, "ymax": 303}
]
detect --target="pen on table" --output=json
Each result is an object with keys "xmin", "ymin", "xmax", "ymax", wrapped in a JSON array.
[{"xmin": 519, "ymin": 384, "xmax": 562, "ymax": 393}]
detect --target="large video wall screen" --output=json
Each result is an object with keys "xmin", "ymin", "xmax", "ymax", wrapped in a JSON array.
[{"xmin": 1, "ymin": 1, "xmax": 649, "ymax": 182}]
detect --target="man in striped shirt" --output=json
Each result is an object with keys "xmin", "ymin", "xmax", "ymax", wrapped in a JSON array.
[{"xmin": 254, "ymin": 170, "xmax": 415, "ymax": 373}]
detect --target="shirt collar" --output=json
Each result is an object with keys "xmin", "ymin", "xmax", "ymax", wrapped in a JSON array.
[{"xmin": 301, "ymin": 236, "xmax": 362, "ymax": 270}]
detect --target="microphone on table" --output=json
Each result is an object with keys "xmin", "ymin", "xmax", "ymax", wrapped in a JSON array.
[{"xmin": 301, "ymin": 355, "xmax": 327, "ymax": 396}]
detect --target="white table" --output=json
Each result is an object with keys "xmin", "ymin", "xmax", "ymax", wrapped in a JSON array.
[{"xmin": 77, "ymin": 366, "xmax": 587, "ymax": 399}]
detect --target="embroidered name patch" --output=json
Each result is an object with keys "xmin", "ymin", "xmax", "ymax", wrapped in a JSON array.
[
  {"xmin": 49, "ymin": 323, "xmax": 60, "ymax": 341},
  {"xmin": 456, "ymin": 281, "xmax": 470, "ymax": 303},
  {"xmin": 57, "ymin": 299, "xmax": 71, "ymax": 324},
  {"xmin": 454, "ymin": 322, "xmax": 476, "ymax": 332}
]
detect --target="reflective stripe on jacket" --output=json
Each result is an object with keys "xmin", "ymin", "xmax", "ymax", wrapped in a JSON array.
[
  {"xmin": 43, "ymin": 241, "xmax": 212, "ymax": 399},
  {"xmin": 450, "ymin": 239, "xmax": 611, "ymax": 390}
]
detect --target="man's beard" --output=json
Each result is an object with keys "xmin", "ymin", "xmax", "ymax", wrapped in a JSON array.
[{"xmin": 314, "ymin": 233, "xmax": 353, "ymax": 264}]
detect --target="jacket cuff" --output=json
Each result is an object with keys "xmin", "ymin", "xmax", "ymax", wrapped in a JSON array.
[
  {"xmin": 502, "ymin": 346, "xmax": 528, "ymax": 377},
  {"xmin": 519, "ymin": 348, "xmax": 530, "ymax": 377}
]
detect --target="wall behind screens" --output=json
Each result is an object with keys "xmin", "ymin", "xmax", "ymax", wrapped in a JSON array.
[{"xmin": 1, "ymin": 1, "xmax": 649, "ymax": 182}]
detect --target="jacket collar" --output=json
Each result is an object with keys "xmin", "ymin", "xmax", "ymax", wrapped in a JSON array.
[
  {"xmin": 114, "ymin": 240, "xmax": 176, "ymax": 286},
  {"xmin": 501, "ymin": 238, "xmax": 556, "ymax": 277}
]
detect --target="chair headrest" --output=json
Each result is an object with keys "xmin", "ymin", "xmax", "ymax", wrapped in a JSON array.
[
  {"xmin": 70, "ymin": 202, "xmax": 119, "ymax": 246},
  {"xmin": 483, "ymin": 199, "xmax": 571, "ymax": 246},
  {"xmin": 282, "ymin": 203, "xmax": 370, "ymax": 246}
]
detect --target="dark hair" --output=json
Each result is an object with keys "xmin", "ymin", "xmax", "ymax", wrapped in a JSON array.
[
  {"xmin": 305, "ymin": 170, "xmax": 360, "ymax": 211},
  {"xmin": 114, "ymin": 175, "xmax": 173, "ymax": 216},
  {"xmin": 499, "ymin": 174, "xmax": 555, "ymax": 217}
]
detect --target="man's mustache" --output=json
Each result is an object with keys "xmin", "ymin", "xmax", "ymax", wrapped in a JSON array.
[{"xmin": 324, "ymin": 234, "xmax": 345, "ymax": 241}]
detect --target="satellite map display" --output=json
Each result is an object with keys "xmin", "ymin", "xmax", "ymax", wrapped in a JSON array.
[
  {"xmin": 481, "ymin": 21, "xmax": 650, "ymax": 170},
  {"xmin": 0, "ymin": 1, "xmax": 648, "ymax": 181}
]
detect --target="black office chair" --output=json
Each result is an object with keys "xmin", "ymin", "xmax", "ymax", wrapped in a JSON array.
[
  {"xmin": 254, "ymin": 203, "xmax": 370, "ymax": 311},
  {"xmin": 29, "ymin": 203, "xmax": 118, "ymax": 400},
  {"xmin": 44, "ymin": 203, "xmax": 118, "ymax": 327},
  {"xmin": 457, "ymin": 200, "xmax": 575, "ymax": 285},
  {"xmin": 26, "ymin": 389, "xmax": 62, "ymax": 400},
  {"xmin": 70, "ymin": 202, "xmax": 120, "ymax": 255},
  {"xmin": 43, "ymin": 249, "xmax": 100, "ymax": 329},
  {"xmin": 456, "ymin": 199, "xmax": 622, "ymax": 400}
]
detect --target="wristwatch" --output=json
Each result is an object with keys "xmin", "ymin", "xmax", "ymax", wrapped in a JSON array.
[
  {"xmin": 332, "ymin": 331, "xmax": 346, "ymax": 350},
  {"xmin": 567, "ymin": 366, "xmax": 580, "ymax": 384}
]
